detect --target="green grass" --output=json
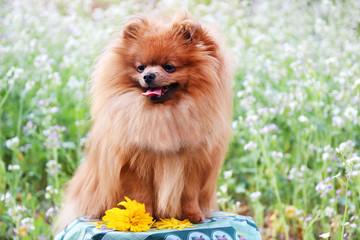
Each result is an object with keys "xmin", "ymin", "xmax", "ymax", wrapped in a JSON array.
[{"xmin": 1, "ymin": 0, "xmax": 359, "ymax": 239}]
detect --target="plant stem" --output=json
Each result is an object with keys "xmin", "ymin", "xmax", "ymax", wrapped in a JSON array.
[
  {"xmin": 340, "ymin": 163, "xmax": 353, "ymax": 240},
  {"xmin": 0, "ymin": 87, "xmax": 12, "ymax": 110},
  {"xmin": 259, "ymin": 135, "xmax": 290, "ymax": 240}
]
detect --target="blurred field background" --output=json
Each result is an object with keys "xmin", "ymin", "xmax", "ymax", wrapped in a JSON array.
[{"xmin": 1, "ymin": 0, "xmax": 360, "ymax": 239}]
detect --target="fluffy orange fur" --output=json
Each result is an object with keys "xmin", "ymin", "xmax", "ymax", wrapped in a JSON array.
[{"xmin": 55, "ymin": 12, "xmax": 232, "ymax": 232}]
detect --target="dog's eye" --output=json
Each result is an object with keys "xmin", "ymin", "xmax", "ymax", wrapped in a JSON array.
[
  {"xmin": 163, "ymin": 64, "xmax": 176, "ymax": 73},
  {"xmin": 137, "ymin": 65, "xmax": 146, "ymax": 73}
]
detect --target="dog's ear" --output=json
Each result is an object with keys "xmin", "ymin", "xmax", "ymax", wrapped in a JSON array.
[
  {"xmin": 173, "ymin": 20, "xmax": 203, "ymax": 43},
  {"xmin": 123, "ymin": 17, "xmax": 148, "ymax": 40},
  {"xmin": 173, "ymin": 19, "xmax": 217, "ymax": 54}
]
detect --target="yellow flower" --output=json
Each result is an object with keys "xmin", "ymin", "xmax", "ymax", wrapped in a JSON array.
[
  {"xmin": 102, "ymin": 197, "xmax": 154, "ymax": 232},
  {"xmin": 285, "ymin": 205, "xmax": 298, "ymax": 219},
  {"xmin": 153, "ymin": 218, "xmax": 196, "ymax": 230},
  {"xmin": 92, "ymin": 221, "xmax": 105, "ymax": 229},
  {"xmin": 17, "ymin": 226, "xmax": 28, "ymax": 237}
]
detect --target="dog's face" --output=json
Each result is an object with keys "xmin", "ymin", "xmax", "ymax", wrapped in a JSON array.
[
  {"xmin": 135, "ymin": 58, "xmax": 182, "ymax": 104},
  {"xmin": 114, "ymin": 16, "xmax": 218, "ymax": 104}
]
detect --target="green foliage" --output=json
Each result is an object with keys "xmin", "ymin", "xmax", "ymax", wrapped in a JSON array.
[{"xmin": 1, "ymin": 0, "xmax": 359, "ymax": 239}]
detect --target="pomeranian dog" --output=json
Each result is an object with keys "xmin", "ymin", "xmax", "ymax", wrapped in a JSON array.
[{"xmin": 55, "ymin": 12, "xmax": 232, "ymax": 231}]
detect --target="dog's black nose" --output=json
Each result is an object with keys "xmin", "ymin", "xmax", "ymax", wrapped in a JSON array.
[{"xmin": 144, "ymin": 73, "xmax": 156, "ymax": 84}]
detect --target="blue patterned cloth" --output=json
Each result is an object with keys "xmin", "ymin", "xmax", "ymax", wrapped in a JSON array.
[{"xmin": 55, "ymin": 211, "xmax": 261, "ymax": 240}]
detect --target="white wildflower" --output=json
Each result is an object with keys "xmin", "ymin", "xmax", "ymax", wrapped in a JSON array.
[
  {"xmin": 67, "ymin": 76, "xmax": 84, "ymax": 89},
  {"xmin": 5, "ymin": 137, "xmax": 19, "ymax": 150},
  {"xmin": 245, "ymin": 114, "xmax": 259, "ymax": 123},
  {"xmin": 354, "ymin": 79, "xmax": 360, "ymax": 87},
  {"xmin": 244, "ymin": 141, "xmax": 257, "ymax": 151},
  {"xmin": 15, "ymin": 217, "xmax": 35, "ymax": 237},
  {"xmin": 48, "ymin": 72, "xmax": 61, "ymax": 86},
  {"xmin": 298, "ymin": 115, "xmax": 309, "ymax": 122},
  {"xmin": 288, "ymin": 167, "xmax": 304, "ymax": 181},
  {"xmin": 324, "ymin": 207, "xmax": 335, "ymax": 217},
  {"xmin": 322, "ymin": 152, "xmax": 329, "ymax": 161},
  {"xmin": 219, "ymin": 185, "xmax": 228, "ymax": 193},
  {"xmin": 6, "ymin": 67, "xmax": 24, "ymax": 86},
  {"xmin": 20, "ymin": 218, "xmax": 35, "ymax": 231},
  {"xmin": 335, "ymin": 140, "xmax": 355, "ymax": 155},
  {"xmin": 46, "ymin": 160, "xmax": 61, "ymax": 176},
  {"xmin": 271, "ymin": 151, "xmax": 284, "ymax": 159},
  {"xmin": 346, "ymin": 156, "xmax": 360, "ymax": 165},
  {"xmin": 8, "ymin": 205, "xmax": 27, "ymax": 222},
  {"xmin": 319, "ymin": 232, "xmax": 330, "ymax": 238},
  {"xmin": 45, "ymin": 185, "xmax": 59, "ymax": 199},
  {"xmin": 259, "ymin": 124, "xmax": 278, "ymax": 134},
  {"xmin": 45, "ymin": 207, "xmax": 58, "ymax": 218},
  {"xmin": 0, "ymin": 192, "xmax": 12, "ymax": 207},
  {"xmin": 217, "ymin": 197, "xmax": 229, "ymax": 204},
  {"xmin": 232, "ymin": 121, "xmax": 238, "ymax": 129},
  {"xmin": 223, "ymin": 170, "xmax": 233, "ymax": 179},
  {"xmin": 8, "ymin": 164, "xmax": 20, "ymax": 171},
  {"xmin": 250, "ymin": 191, "xmax": 261, "ymax": 201},
  {"xmin": 344, "ymin": 107, "xmax": 358, "ymax": 122},
  {"xmin": 25, "ymin": 80, "xmax": 35, "ymax": 91},
  {"xmin": 332, "ymin": 116, "xmax": 344, "ymax": 128}
]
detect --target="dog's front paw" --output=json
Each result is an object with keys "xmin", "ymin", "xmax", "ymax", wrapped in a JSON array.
[{"xmin": 183, "ymin": 211, "xmax": 205, "ymax": 224}]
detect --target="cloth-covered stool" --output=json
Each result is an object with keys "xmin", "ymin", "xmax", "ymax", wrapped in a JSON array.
[{"xmin": 55, "ymin": 211, "xmax": 261, "ymax": 240}]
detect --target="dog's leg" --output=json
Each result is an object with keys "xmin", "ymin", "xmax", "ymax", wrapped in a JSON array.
[
  {"xmin": 181, "ymin": 157, "xmax": 205, "ymax": 223},
  {"xmin": 199, "ymin": 146, "xmax": 224, "ymax": 217},
  {"xmin": 181, "ymin": 188, "xmax": 205, "ymax": 223}
]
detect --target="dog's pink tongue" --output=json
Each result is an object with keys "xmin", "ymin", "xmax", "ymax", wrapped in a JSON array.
[{"xmin": 142, "ymin": 88, "xmax": 162, "ymax": 97}]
